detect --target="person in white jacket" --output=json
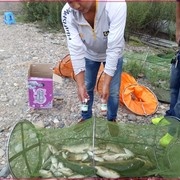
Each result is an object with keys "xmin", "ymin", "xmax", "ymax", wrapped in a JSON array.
[{"xmin": 61, "ymin": 0, "xmax": 127, "ymax": 122}]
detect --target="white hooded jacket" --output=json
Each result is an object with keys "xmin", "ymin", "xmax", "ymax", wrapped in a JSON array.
[{"xmin": 61, "ymin": 1, "xmax": 127, "ymax": 76}]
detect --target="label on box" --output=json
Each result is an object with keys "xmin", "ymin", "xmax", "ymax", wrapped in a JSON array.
[
  {"xmin": 28, "ymin": 63, "xmax": 53, "ymax": 109},
  {"xmin": 28, "ymin": 78, "xmax": 53, "ymax": 108}
]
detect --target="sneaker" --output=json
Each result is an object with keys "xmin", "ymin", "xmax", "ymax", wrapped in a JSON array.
[
  {"xmin": 151, "ymin": 116, "xmax": 170, "ymax": 126},
  {"xmin": 151, "ymin": 116, "xmax": 164, "ymax": 125},
  {"xmin": 78, "ymin": 118, "xmax": 85, "ymax": 123},
  {"xmin": 159, "ymin": 133, "xmax": 174, "ymax": 147},
  {"xmin": 108, "ymin": 119, "xmax": 116, "ymax": 122}
]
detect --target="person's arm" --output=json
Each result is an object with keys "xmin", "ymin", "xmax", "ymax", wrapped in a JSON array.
[
  {"xmin": 176, "ymin": 0, "xmax": 180, "ymax": 44},
  {"xmin": 101, "ymin": 2, "xmax": 127, "ymax": 102},
  {"xmin": 75, "ymin": 71, "xmax": 89, "ymax": 102},
  {"xmin": 104, "ymin": 2, "xmax": 127, "ymax": 77},
  {"xmin": 101, "ymin": 73, "xmax": 113, "ymax": 102},
  {"xmin": 61, "ymin": 4, "xmax": 88, "ymax": 102}
]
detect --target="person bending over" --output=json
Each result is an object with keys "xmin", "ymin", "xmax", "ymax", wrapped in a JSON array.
[{"xmin": 61, "ymin": 0, "xmax": 127, "ymax": 122}]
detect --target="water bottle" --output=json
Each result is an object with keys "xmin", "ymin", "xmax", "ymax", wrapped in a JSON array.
[
  {"xmin": 81, "ymin": 98, "xmax": 88, "ymax": 112},
  {"xmin": 101, "ymin": 103, "xmax": 107, "ymax": 116}
]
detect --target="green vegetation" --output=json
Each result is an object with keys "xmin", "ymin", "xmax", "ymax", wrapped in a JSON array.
[
  {"xmin": 123, "ymin": 49, "xmax": 174, "ymax": 90},
  {"xmin": 19, "ymin": 2, "xmax": 65, "ymax": 30},
  {"xmin": 126, "ymin": 2, "xmax": 175, "ymax": 39},
  {"xmin": 19, "ymin": 1, "xmax": 175, "ymax": 37}
]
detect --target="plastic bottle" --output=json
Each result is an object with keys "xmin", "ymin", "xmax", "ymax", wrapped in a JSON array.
[
  {"xmin": 101, "ymin": 103, "xmax": 107, "ymax": 116},
  {"xmin": 81, "ymin": 98, "xmax": 88, "ymax": 112}
]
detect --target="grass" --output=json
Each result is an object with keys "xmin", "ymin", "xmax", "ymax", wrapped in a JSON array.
[{"xmin": 123, "ymin": 48, "xmax": 174, "ymax": 90}]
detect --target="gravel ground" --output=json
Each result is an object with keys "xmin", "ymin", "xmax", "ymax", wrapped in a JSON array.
[{"xmin": 0, "ymin": 16, "xmax": 169, "ymax": 177}]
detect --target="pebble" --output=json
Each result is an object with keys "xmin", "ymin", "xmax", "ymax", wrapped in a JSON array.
[
  {"xmin": 0, "ymin": 16, "xmax": 170, "ymax": 177},
  {"xmin": 33, "ymin": 120, "xmax": 45, "ymax": 129},
  {"xmin": 0, "ymin": 149, "xmax": 5, "ymax": 158},
  {"xmin": 0, "ymin": 166, "xmax": 10, "ymax": 178}
]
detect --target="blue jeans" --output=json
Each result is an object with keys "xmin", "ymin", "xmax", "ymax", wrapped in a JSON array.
[
  {"xmin": 166, "ymin": 52, "xmax": 180, "ymax": 118},
  {"xmin": 82, "ymin": 57, "xmax": 123, "ymax": 121}
]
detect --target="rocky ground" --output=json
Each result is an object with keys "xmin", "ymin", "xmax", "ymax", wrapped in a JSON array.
[{"xmin": 0, "ymin": 16, "xmax": 169, "ymax": 177}]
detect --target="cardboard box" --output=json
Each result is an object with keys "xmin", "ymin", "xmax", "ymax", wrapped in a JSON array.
[{"xmin": 28, "ymin": 64, "xmax": 53, "ymax": 109}]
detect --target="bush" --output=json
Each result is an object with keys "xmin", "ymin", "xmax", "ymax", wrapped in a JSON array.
[
  {"xmin": 21, "ymin": 2, "xmax": 176, "ymax": 36},
  {"xmin": 22, "ymin": 2, "xmax": 65, "ymax": 29},
  {"xmin": 123, "ymin": 60, "xmax": 144, "ymax": 79},
  {"xmin": 126, "ymin": 2, "xmax": 175, "ymax": 38}
]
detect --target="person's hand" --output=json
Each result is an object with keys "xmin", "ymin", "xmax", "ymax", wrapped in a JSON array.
[
  {"xmin": 101, "ymin": 83, "xmax": 110, "ymax": 103},
  {"xmin": 101, "ymin": 73, "xmax": 112, "ymax": 103},
  {"xmin": 77, "ymin": 84, "xmax": 89, "ymax": 102}
]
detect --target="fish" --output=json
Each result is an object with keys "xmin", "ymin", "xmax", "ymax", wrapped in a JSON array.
[
  {"xmin": 66, "ymin": 153, "xmax": 88, "ymax": 161},
  {"xmin": 93, "ymin": 149, "xmax": 108, "ymax": 155},
  {"xmin": 95, "ymin": 166, "xmax": 120, "ymax": 178},
  {"xmin": 50, "ymin": 165, "xmax": 63, "ymax": 177},
  {"xmin": 59, "ymin": 167, "xmax": 74, "ymax": 176},
  {"xmin": 62, "ymin": 144, "xmax": 91, "ymax": 153},
  {"xmin": 87, "ymin": 150, "xmax": 93, "ymax": 157},
  {"xmin": 93, "ymin": 155, "xmax": 104, "ymax": 162},
  {"xmin": 96, "ymin": 157, "xmax": 145, "ymax": 173},
  {"xmin": 50, "ymin": 163, "xmax": 58, "ymax": 173},
  {"xmin": 50, "ymin": 156, "xmax": 58, "ymax": 169},
  {"xmin": 104, "ymin": 143, "xmax": 125, "ymax": 154},
  {"xmin": 48, "ymin": 144, "xmax": 59, "ymax": 155},
  {"xmin": 41, "ymin": 157, "xmax": 51, "ymax": 170},
  {"xmin": 68, "ymin": 174, "xmax": 86, "ymax": 178},
  {"xmin": 62, "ymin": 151, "xmax": 68, "ymax": 159},
  {"xmin": 87, "ymin": 151, "xmax": 104, "ymax": 162},
  {"xmin": 116, "ymin": 153, "xmax": 134, "ymax": 160},
  {"xmin": 58, "ymin": 162, "xmax": 64, "ymax": 169},
  {"xmin": 81, "ymin": 153, "xmax": 89, "ymax": 162},
  {"xmin": 39, "ymin": 169, "xmax": 53, "ymax": 178},
  {"xmin": 54, "ymin": 154, "xmax": 97, "ymax": 176},
  {"xmin": 42, "ymin": 147, "xmax": 52, "ymax": 164},
  {"xmin": 39, "ymin": 143, "xmax": 144, "ymax": 178},
  {"xmin": 135, "ymin": 156, "xmax": 155, "ymax": 169},
  {"xmin": 123, "ymin": 148, "xmax": 134, "ymax": 157},
  {"xmin": 48, "ymin": 156, "xmax": 73, "ymax": 177},
  {"xmin": 101, "ymin": 152, "xmax": 125, "ymax": 161},
  {"xmin": 52, "ymin": 170, "xmax": 63, "ymax": 177}
]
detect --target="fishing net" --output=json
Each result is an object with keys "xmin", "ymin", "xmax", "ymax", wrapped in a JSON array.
[
  {"xmin": 7, "ymin": 116, "xmax": 180, "ymax": 178},
  {"xmin": 153, "ymin": 87, "xmax": 170, "ymax": 104}
]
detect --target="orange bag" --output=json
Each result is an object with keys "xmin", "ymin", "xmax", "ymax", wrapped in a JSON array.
[
  {"xmin": 121, "ymin": 84, "xmax": 158, "ymax": 116},
  {"xmin": 96, "ymin": 68, "xmax": 158, "ymax": 116},
  {"xmin": 53, "ymin": 54, "xmax": 75, "ymax": 80},
  {"xmin": 119, "ymin": 72, "xmax": 137, "ymax": 103}
]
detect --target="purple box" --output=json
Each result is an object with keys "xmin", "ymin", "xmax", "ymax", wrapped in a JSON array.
[{"xmin": 28, "ymin": 64, "xmax": 53, "ymax": 109}]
